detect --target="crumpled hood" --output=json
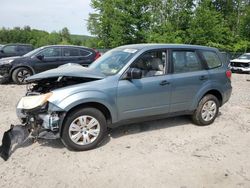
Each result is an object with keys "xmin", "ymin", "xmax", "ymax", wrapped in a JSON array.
[
  {"xmin": 26, "ymin": 63, "xmax": 106, "ymax": 82},
  {"xmin": 230, "ymin": 59, "xmax": 250, "ymax": 63}
]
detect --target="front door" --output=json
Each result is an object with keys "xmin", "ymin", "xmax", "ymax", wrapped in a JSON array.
[
  {"xmin": 34, "ymin": 47, "xmax": 63, "ymax": 73},
  {"xmin": 117, "ymin": 50, "xmax": 171, "ymax": 121}
]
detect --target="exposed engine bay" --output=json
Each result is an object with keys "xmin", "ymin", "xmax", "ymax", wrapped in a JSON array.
[{"xmin": 26, "ymin": 76, "xmax": 97, "ymax": 94}]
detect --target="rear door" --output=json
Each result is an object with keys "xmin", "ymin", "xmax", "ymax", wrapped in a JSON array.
[
  {"xmin": 34, "ymin": 47, "xmax": 63, "ymax": 73},
  {"xmin": 169, "ymin": 49, "xmax": 209, "ymax": 112}
]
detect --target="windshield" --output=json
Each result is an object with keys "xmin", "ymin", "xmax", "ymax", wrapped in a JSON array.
[
  {"xmin": 238, "ymin": 54, "xmax": 250, "ymax": 60},
  {"xmin": 89, "ymin": 48, "xmax": 138, "ymax": 76},
  {"xmin": 23, "ymin": 47, "xmax": 44, "ymax": 57}
]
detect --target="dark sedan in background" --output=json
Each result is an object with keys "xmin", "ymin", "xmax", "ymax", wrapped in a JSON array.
[
  {"xmin": 0, "ymin": 44, "xmax": 33, "ymax": 59},
  {"xmin": 0, "ymin": 45, "xmax": 101, "ymax": 84}
]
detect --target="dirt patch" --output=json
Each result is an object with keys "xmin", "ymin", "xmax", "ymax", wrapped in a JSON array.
[{"xmin": 0, "ymin": 74, "xmax": 250, "ymax": 188}]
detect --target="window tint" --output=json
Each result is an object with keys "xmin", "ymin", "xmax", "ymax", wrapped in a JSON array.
[
  {"xmin": 79, "ymin": 49, "xmax": 91, "ymax": 57},
  {"xmin": 202, "ymin": 51, "xmax": 222, "ymax": 69},
  {"xmin": 172, "ymin": 51, "xmax": 202, "ymax": 73},
  {"xmin": 39, "ymin": 48, "xmax": 61, "ymax": 57},
  {"xmin": 63, "ymin": 48, "xmax": 79, "ymax": 57},
  {"xmin": 17, "ymin": 46, "xmax": 30, "ymax": 53},
  {"xmin": 3, "ymin": 45, "xmax": 16, "ymax": 53},
  {"xmin": 132, "ymin": 50, "xmax": 166, "ymax": 77}
]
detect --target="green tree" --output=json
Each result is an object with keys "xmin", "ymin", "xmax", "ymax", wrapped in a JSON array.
[
  {"xmin": 60, "ymin": 27, "xmax": 71, "ymax": 43},
  {"xmin": 88, "ymin": 0, "xmax": 152, "ymax": 48}
]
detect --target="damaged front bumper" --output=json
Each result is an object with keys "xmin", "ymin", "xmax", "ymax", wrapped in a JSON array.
[
  {"xmin": 16, "ymin": 101, "xmax": 66, "ymax": 139},
  {"xmin": 0, "ymin": 96, "xmax": 66, "ymax": 161}
]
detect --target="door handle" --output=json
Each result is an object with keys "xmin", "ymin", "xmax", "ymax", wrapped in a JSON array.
[
  {"xmin": 159, "ymin": 80, "xmax": 170, "ymax": 86},
  {"xmin": 199, "ymin": 75, "xmax": 208, "ymax": 81}
]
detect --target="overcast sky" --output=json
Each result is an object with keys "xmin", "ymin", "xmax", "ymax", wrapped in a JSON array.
[{"xmin": 0, "ymin": 0, "xmax": 94, "ymax": 35}]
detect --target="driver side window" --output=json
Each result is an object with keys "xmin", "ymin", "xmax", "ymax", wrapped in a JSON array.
[
  {"xmin": 131, "ymin": 50, "xmax": 166, "ymax": 77},
  {"xmin": 38, "ymin": 47, "xmax": 61, "ymax": 57}
]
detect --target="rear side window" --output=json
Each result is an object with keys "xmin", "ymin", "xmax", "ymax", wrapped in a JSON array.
[
  {"xmin": 63, "ymin": 48, "xmax": 80, "ymax": 57},
  {"xmin": 172, "ymin": 51, "xmax": 202, "ymax": 73},
  {"xmin": 3, "ymin": 45, "xmax": 16, "ymax": 53},
  {"xmin": 202, "ymin": 51, "xmax": 222, "ymax": 69},
  {"xmin": 79, "ymin": 49, "xmax": 92, "ymax": 57},
  {"xmin": 17, "ymin": 45, "xmax": 30, "ymax": 53}
]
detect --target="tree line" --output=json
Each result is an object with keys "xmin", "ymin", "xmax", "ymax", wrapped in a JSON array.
[
  {"xmin": 0, "ymin": 26, "xmax": 96, "ymax": 48},
  {"xmin": 88, "ymin": 0, "xmax": 250, "ymax": 52}
]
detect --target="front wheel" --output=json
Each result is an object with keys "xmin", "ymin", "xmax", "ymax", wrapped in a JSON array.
[
  {"xmin": 61, "ymin": 108, "xmax": 107, "ymax": 151},
  {"xmin": 192, "ymin": 94, "xmax": 219, "ymax": 126},
  {"xmin": 12, "ymin": 67, "xmax": 32, "ymax": 84}
]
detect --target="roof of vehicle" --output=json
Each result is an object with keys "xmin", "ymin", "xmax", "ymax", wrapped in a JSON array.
[
  {"xmin": 2, "ymin": 43, "xmax": 33, "ymax": 46},
  {"xmin": 40, "ymin": 45, "xmax": 91, "ymax": 49},
  {"xmin": 117, "ymin": 43, "xmax": 218, "ymax": 51}
]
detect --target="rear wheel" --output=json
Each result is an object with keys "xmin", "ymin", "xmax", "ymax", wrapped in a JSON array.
[
  {"xmin": 61, "ymin": 108, "xmax": 107, "ymax": 151},
  {"xmin": 12, "ymin": 67, "xmax": 32, "ymax": 84},
  {"xmin": 192, "ymin": 94, "xmax": 219, "ymax": 126}
]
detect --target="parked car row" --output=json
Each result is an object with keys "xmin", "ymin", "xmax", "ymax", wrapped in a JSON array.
[{"xmin": 0, "ymin": 44, "xmax": 101, "ymax": 84}]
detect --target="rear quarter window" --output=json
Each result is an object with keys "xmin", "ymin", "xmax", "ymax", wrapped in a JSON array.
[
  {"xmin": 79, "ymin": 49, "xmax": 92, "ymax": 57},
  {"xmin": 202, "ymin": 51, "xmax": 222, "ymax": 69}
]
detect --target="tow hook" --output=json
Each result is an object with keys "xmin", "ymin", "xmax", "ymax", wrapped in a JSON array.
[{"xmin": 0, "ymin": 124, "xmax": 30, "ymax": 161}]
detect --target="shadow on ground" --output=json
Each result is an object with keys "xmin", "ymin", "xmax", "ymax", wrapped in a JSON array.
[
  {"xmin": 109, "ymin": 115, "xmax": 192, "ymax": 139},
  {"xmin": 10, "ymin": 115, "xmax": 194, "ymax": 152}
]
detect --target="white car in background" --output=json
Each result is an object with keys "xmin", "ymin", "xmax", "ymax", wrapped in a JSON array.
[{"xmin": 230, "ymin": 53, "xmax": 250, "ymax": 73}]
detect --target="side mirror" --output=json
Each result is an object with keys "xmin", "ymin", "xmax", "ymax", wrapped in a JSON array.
[
  {"xmin": 36, "ymin": 54, "xmax": 44, "ymax": 60},
  {"xmin": 125, "ymin": 68, "xmax": 142, "ymax": 80},
  {"xmin": 0, "ymin": 49, "xmax": 4, "ymax": 53}
]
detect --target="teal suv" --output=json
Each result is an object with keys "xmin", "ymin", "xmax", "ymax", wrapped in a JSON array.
[{"xmin": 16, "ymin": 44, "xmax": 232, "ymax": 151}]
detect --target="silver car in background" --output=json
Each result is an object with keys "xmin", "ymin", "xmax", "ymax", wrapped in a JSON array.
[{"xmin": 230, "ymin": 53, "xmax": 250, "ymax": 73}]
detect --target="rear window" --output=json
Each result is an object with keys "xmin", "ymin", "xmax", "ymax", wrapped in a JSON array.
[
  {"xmin": 80, "ymin": 49, "xmax": 91, "ymax": 57},
  {"xmin": 202, "ymin": 51, "xmax": 222, "ymax": 69},
  {"xmin": 63, "ymin": 48, "xmax": 79, "ymax": 57},
  {"xmin": 17, "ymin": 45, "xmax": 32, "ymax": 53}
]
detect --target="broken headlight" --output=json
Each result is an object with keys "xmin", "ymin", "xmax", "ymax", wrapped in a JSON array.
[{"xmin": 17, "ymin": 92, "xmax": 53, "ymax": 110}]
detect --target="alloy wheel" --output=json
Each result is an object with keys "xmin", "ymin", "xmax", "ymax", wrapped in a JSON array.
[
  {"xmin": 68, "ymin": 115, "xmax": 101, "ymax": 145},
  {"xmin": 201, "ymin": 100, "xmax": 217, "ymax": 122}
]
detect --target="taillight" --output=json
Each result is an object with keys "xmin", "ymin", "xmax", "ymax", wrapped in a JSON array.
[
  {"xmin": 226, "ymin": 70, "xmax": 232, "ymax": 79},
  {"xmin": 93, "ymin": 49, "xmax": 101, "ymax": 60}
]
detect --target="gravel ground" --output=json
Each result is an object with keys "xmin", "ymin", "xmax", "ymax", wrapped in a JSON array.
[{"xmin": 0, "ymin": 73, "xmax": 249, "ymax": 188}]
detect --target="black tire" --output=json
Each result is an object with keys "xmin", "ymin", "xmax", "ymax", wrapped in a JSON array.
[
  {"xmin": 61, "ymin": 107, "xmax": 107, "ymax": 151},
  {"xmin": 192, "ymin": 94, "xmax": 219, "ymax": 126},
  {"xmin": 12, "ymin": 67, "xmax": 32, "ymax": 85}
]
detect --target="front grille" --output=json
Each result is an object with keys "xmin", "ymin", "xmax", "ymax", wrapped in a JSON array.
[{"xmin": 231, "ymin": 62, "xmax": 250, "ymax": 68}]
